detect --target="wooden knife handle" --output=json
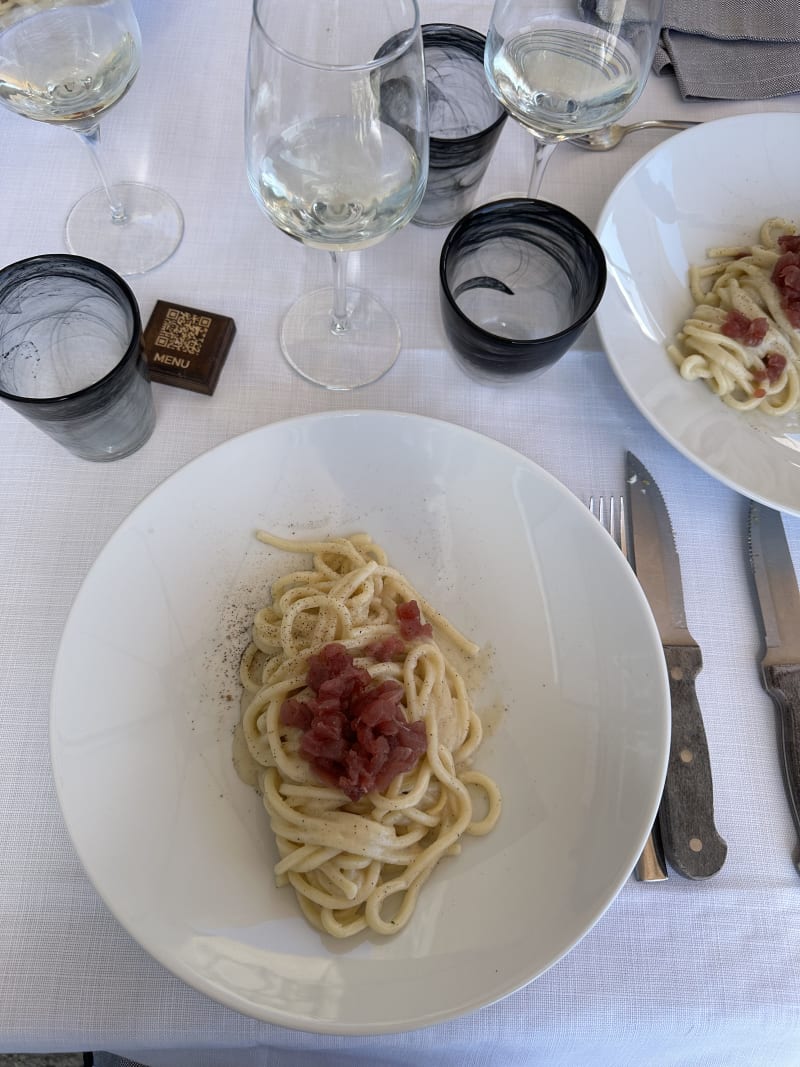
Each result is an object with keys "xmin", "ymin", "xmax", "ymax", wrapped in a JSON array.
[
  {"xmin": 658, "ymin": 645, "xmax": 728, "ymax": 879},
  {"xmin": 763, "ymin": 664, "xmax": 800, "ymax": 853}
]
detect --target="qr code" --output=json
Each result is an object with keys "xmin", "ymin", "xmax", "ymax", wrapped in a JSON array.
[{"xmin": 155, "ymin": 308, "xmax": 211, "ymax": 356}]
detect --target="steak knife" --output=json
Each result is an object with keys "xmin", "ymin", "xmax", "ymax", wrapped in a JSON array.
[
  {"xmin": 626, "ymin": 452, "xmax": 727, "ymax": 878},
  {"xmin": 748, "ymin": 501, "xmax": 800, "ymax": 872}
]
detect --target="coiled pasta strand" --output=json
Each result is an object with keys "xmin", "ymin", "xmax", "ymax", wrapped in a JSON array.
[
  {"xmin": 237, "ymin": 531, "xmax": 502, "ymax": 937},
  {"xmin": 669, "ymin": 217, "xmax": 800, "ymax": 415}
]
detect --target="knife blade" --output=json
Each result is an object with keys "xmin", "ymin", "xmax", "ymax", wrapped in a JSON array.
[
  {"xmin": 625, "ymin": 452, "xmax": 727, "ymax": 878},
  {"xmin": 747, "ymin": 500, "xmax": 800, "ymax": 873}
]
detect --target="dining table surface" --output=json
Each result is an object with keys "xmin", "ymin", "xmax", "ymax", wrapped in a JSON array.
[{"xmin": 2, "ymin": 1, "xmax": 800, "ymax": 1065}]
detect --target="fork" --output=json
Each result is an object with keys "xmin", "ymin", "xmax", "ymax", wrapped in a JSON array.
[
  {"xmin": 570, "ymin": 119, "xmax": 700, "ymax": 151},
  {"xmin": 588, "ymin": 492, "xmax": 669, "ymax": 882}
]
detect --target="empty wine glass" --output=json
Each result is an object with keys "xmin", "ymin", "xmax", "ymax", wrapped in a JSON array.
[
  {"xmin": 485, "ymin": 0, "xmax": 664, "ymax": 198},
  {"xmin": 245, "ymin": 0, "xmax": 428, "ymax": 390},
  {"xmin": 0, "ymin": 0, "xmax": 183, "ymax": 276}
]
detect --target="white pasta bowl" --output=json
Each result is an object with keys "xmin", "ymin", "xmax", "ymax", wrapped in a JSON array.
[
  {"xmin": 50, "ymin": 411, "xmax": 669, "ymax": 1034},
  {"xmin": 595, "ymin": 111, "xmax": 800, "ymax": 516}
]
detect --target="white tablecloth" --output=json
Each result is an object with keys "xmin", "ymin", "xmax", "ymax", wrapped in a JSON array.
[{"xmin": 2, "ymin": 2, "xmax": 800, "ymax": 1064}]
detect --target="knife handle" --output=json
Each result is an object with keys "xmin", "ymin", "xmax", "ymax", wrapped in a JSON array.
[
  {"xmin": 763, "ymin": 664, "xmax": 800, "ymax": 853},
  {"xmin": 658, "ymin": 645, "xmax": 728, "ymax": 879}
]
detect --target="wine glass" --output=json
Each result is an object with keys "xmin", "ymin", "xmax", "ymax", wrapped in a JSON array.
[
  {"xmin": 0, "ymin": 0, "xmax": 183, "ymax": 276},
  {"xmin": 485, "ymin": 0, "xmax": 664, "ymax": 198},
  {"xmin": 245, "ymin": 0, "xmax": 428, "ymax": 390}
]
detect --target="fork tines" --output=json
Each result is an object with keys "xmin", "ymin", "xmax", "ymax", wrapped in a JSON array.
[{"xmin": 588, "ymin": 493, "xmax": 627, "ymax": 556}]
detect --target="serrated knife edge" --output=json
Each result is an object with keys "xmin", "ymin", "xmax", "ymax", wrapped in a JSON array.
[
  {"xmin": 749, "ymin": 501, "xmax": 800, "ymax": 667},
  {"xmin": 626, "ymin": 452, "xmax": 696, "ymax": 647}
]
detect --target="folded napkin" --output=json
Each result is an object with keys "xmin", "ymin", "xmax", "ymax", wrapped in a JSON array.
[{"xmin": 653, "ymin": 0, "xmax": 800, "ymax": 100}]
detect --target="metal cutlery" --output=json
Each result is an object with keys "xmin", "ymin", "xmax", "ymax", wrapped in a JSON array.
[
  {"xmin": 589, "ymin": 490, "xmax": 668, "ymax": 882},
  {"xmin": 570, "ymin": 119, "xmax": 700, "ymax": 152},
  {"xmin": 625, "ymin": 452, "xmax": 727, "ymax": 879},
  {"xmin": 748, "ymin": 501, "xmax": 800, "ymax": 873}
]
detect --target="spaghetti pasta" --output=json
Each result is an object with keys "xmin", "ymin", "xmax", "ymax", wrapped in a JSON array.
[
  {"xmin": 668, "ymin": 217, "xmax": 800, "ymax": 415},
  {"xmin": 238, "ymin": 530, "xmax": 502, "ymax": 938}
]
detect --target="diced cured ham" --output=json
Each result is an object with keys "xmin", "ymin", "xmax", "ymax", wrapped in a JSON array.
[
  {"xmin": 752, "ymin": 351, "xmax": 787, "ymax": 386},
  {"xmin": 279, "ymin": 698, "xmax": 313, "ymax": 731},
  {"xmin": 772, "ymin": 250, "xmax": 800, "ymax": 328},
  {"xmin": 362, "ymin": 634, "xmax": 406, "ymax": 661},
  {"xmin": 720, "ymin": 309, "xmax": 768, "ymax": 345},
  {"xmin": 280, "ymin": 642, "xmax": 427, "ymax": 801},
  {"xmin": 396, "ymin": 600, "xmax": 433, "ymax": 639}
]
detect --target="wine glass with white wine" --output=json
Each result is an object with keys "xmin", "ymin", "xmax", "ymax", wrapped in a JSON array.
[
  {"xmin": 0, "ymin": 0, "xmax": 183, "ymax": 275},
  {"xmin": 245, "ymin": 0, "xmax": 428, "ymax": 390},
  {"xmin": 485, "ymin": 0, "xmax": 664, "ymax": 198}
]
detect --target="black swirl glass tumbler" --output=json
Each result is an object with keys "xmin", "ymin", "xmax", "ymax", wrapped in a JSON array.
[
  {"xmin": 439, "ymin": 198, "xmax": 607, "ymax": 384},
  {"xmin": 0, "ymin": 254, "xmax": 154, "ymax": 460},
  {"xmin": 414, "ymin": 24, "xmax": 508, "ymax": 227}
]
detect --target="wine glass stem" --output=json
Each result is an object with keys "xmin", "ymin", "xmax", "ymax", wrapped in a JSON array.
[
  {"xmin": 329, "ymin": 251, "xmax": 350, "ymax": 334},
  {"xmin": 72, "ymin": 123, "xmax": 127, "ymax": 224},
  {"xmin": 527, "ymin": 137, "xmax": 557, "ymax": 199}
]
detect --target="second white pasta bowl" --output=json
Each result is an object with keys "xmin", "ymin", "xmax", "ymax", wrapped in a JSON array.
[{"xmin": 595, "ymin": 112, "xmax": 800, "ymax": 516}]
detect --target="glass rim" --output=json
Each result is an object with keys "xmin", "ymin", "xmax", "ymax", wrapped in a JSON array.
[
  {"xmin": 0, "ymin": 253, "xmax": 143, "ymax": 407},
  {"xmin": 250, "ymin": 0, "xmax": 421, "ymax": 72}
]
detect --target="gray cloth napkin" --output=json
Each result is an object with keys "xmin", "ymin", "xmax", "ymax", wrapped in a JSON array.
[{"xmin": 653, "ymin": 0, "xmax": 800, "ymax": 100}]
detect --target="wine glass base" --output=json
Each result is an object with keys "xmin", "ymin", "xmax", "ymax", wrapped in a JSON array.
[
  {"xmin": 65, "ymin": 182, "xmax": 184, "ymax": 276},
  {"xmin": 280, "ymin": 287, "xmax": 401, "ymax": 390}
]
